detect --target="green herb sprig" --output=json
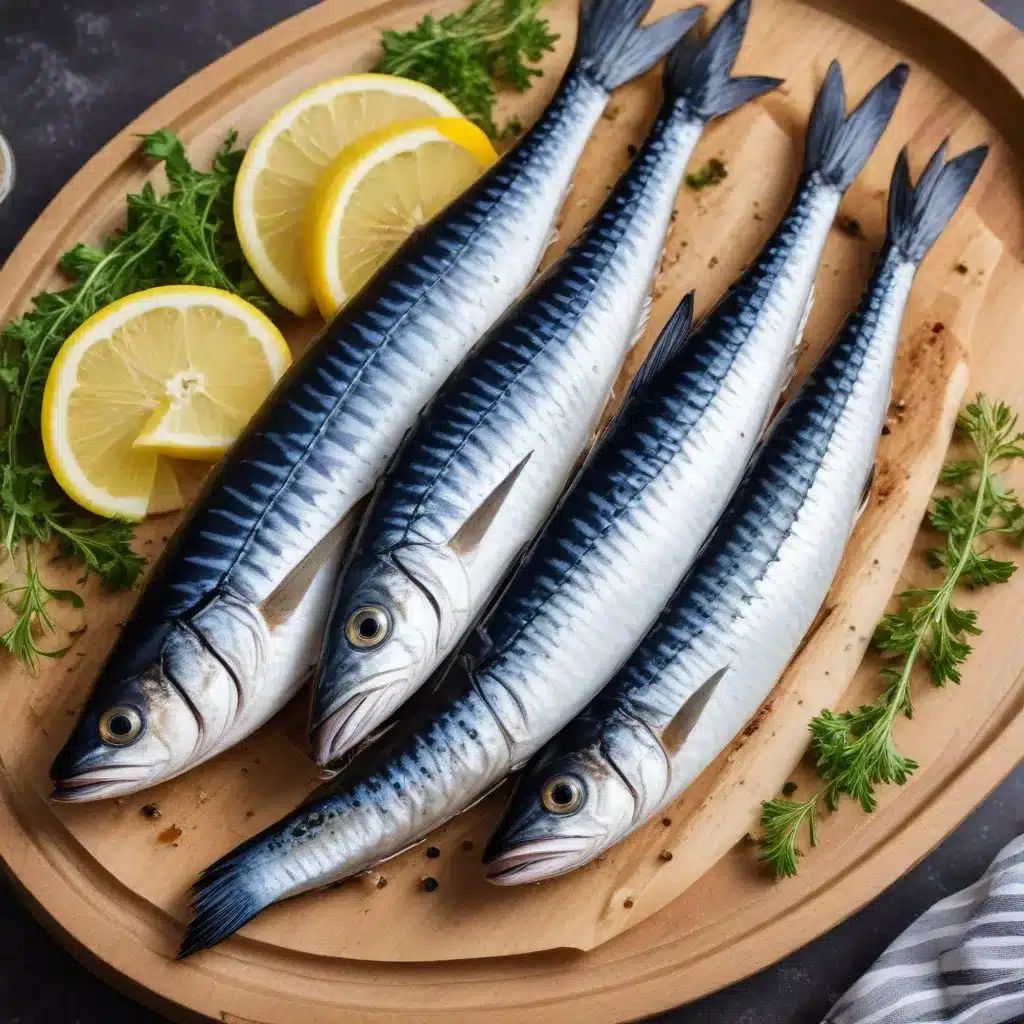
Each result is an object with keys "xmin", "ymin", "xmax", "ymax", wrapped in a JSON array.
[
  {"xmin": 758, "ymin": 395, "xmax": 1024, "ymax": 878},
  {"xmin": 0, "ymin": 129, "xmax": 267, "ymax": 671},
  {"xmin": 685, "ymin": 158, "xmax": 729, "ymax": 191},
  {"xmin": 376, "ymin": 0, "xmax": 558, "ymax": 139}
]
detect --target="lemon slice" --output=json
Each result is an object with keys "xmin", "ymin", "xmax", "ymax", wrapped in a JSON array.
[
  {"xmin": 307, "ymin": 117, "xmax": 497, "ymax": 319},
  {"xmin": 42, "ymin": 286, "xmax": 291, "ymax": 520},
  {"xmin": 234, "ymin": 74, "xmax": 465, "ymax": 316}
]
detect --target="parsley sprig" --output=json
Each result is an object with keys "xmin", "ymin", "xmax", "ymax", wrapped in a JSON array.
[
  {"xmin": 376, "ymin": 0, "xmax": 558, "ymax": 138},
  {"xmin": 0, "ymin": 129, "xmax": 268, "ymax": 671},
  {"xmin": 759, "ymin": 395, "xmax": 1024, "ymax": 877}
]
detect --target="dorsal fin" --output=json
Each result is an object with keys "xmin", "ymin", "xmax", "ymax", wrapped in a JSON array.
[
  {"xmin": 259, "ymin": 495, "xmax": 369, "ymax": 629},
  {"xmin": 660, "ymin": 664, "xmax": 728, "ymax": 756},
  {"xmin": 623, "ymin": 291, "xmax": 695, "ymax": 405},
  {"xmin": 448, "ymin": 451, "xmax": 534, "ymax": 558}
]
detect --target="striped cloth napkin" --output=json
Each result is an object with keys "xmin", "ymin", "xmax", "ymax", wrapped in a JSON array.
[{"xmin": 824, "ymin": 835, "xmax": 1024, "ymax": 1023}]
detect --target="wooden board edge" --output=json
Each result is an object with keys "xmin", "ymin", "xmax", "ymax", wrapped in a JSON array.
[{"xmin": 0, "ymin": 1, "xmax": 1020, "ymax": 1022}]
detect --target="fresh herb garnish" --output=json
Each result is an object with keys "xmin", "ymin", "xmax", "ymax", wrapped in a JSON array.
[
  {"xmin": 758, "ymin": 395, "xmax": 1024, "ymax": 877},
  {"xmin": 376, "ymin": 0, "xmax": 558, "ymax": 139},
  {"xmin": 685, "ymin": 158, "xmax": 728, "ymax": 191},
  {"xmin": 0, "ymin": 129, "xmax": 266, "ymax": 671}
]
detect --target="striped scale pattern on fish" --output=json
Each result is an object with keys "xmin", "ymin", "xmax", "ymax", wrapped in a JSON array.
[
  {"xmin": 477, "ymin": 63, "xmax": 909, "ymax": 721},
  {"xmin": 310, "ymin": 0, "xmax": 783, "ymax": 767},
  {"xmin": 483, "ymin": 140, "xmax": 988, "ymax": 885},
  {"xmin": 49, "ymin": 0, "xmax": 699, "ymax": 802},
  {"xmin": 178, "ymin": 0, "xmax": 783, "ymax": 955}
]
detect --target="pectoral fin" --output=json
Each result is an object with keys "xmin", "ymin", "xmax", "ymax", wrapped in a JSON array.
[
  {"xmin": 448, "ymin": 451, "xmax": 534, "ymax": 558},
  {"xmin": 660, "ymin": 665, "xmax": 729, "ymax": 756},
  {"xmin": 260, "ymin": 495, "xmax": 369, "ymax": 629}
]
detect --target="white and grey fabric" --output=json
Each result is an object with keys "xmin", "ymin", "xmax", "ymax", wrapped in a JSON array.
[{"xmin": 825, "ymin": 834, "xmax": 1024, "ymax": 1024}]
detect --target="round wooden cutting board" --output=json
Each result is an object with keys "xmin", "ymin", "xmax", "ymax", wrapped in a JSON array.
[{"xmin": 1, "ymin": 0, "xmax": 1024, "ymax": 1020}]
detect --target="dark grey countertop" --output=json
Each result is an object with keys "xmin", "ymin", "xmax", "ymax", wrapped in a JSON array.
[{"xmin": 0, "ymin": 2, "xmax": 1022, "ymax": 1021}]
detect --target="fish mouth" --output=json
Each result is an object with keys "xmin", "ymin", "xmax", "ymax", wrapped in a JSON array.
[
  {"xmin": 310, "ymin": 683, "xmax": 410, "ymax": 768},
  {"xmin": 50, "ymin": 766, "xmax": 152, "ymax": 803},
  {"xmin": 484, "ymin": 836, "xmax": 596, "ymax": 886}
]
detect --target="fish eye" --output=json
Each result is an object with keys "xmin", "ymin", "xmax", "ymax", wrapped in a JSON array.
[
  {"xmin": 541, "ymin": 775, "xmax": 585, "ymax": 815},
  {"xmin": 98, "ymin": 706, "xmax": 143, "ymax": 746},
  {"xmin": 346, "ymin": 606, "xmax": 391, "ymax": 649}
]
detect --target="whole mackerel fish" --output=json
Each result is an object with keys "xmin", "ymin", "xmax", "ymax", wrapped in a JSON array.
[
  {"xmin": 482, "ymin": 140, "xmax": 988, "ymax": 884},
  {"xmin": 319, "ymin": 59, "xmax": 906, "ymax": 785},
  {"xmin": 48, "ymin": 0, "xmax": 698, "ymax": 803},
  {"xmin": 310, "ymin": 0, "xmax": 782, "ymax": 768},
  {"xmin": 178, "ymin": 3, "xmax": 781, "ymax": 957}
]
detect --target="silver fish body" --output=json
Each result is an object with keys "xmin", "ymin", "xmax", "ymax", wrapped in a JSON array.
[
  {"xmin": 49, "ymin": 0, "xmax": 693, "ymax": 802},
  {"xmin": 483, "ymin": 140, "xmax": 988, "ymax": 884},
  {"xmin": 179, "ymin": 0, "xmax": 781, "ymax": 956},
  {"xmin": 310, "ymin": 0, "xmax": 785, "ymax": 767},
  {"xmin": 311, "ymin": 105, "xmax": 707, "ymax": 765},
  {"xmin": 443, "ymin": 63, "xmax": 908, "ymax": 790}
]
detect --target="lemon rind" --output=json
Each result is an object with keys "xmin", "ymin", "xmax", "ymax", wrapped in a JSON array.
[
  {"xmin": 308, "ymin": 118, "xmax": 497, "ymax": 318},
  {"xmin": 234, "ymin": 74, "xmax": 465, "ymax": 316},
  {"xmin": 42, "ymin": 285, "xmax": 290, "ymax": 520}
]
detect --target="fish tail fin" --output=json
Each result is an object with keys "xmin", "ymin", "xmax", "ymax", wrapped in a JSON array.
[
  {"xmin": 575, "ymin": 0, "xmax": 704, "ymax": 92},
  {"xmin": 886, "ymin": 140, "xmax": 988, "ymax": 263},
  {"xmin": 804, "ymin": 61, "xmax": 909, "ymax": 191},
  {"xmin": 178, "ymin": 841, "xmax": 280, "ymax": 958},
  {"xmin": 663, "ymin": 0, "xmax": 782, "ymax": 122}
]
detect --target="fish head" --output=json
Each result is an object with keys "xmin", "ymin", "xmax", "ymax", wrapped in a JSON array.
[
  {"xmin": 311, "ymin": 544, "xmax": 470, "ymax": 767},
  {"xmin": 50, "ymin": 595, "xmax": 268, "ymax": 802},
  {"xmin": 483, "ymin": 733, "xmax": 637, "ymax": 885},
  {"xmin": 50, "ymin": 619, "xmax": 210, "ymax": 802}
]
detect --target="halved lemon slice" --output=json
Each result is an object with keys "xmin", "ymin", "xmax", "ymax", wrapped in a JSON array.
[
  {"xmin": 307, "ymin": 117, "xmax": 497, "ymax": 319},
  {"xmin": 42, "ymin": 286, "xmax": 291, "ymax": 520},
  {"xmin": 234, "ymin": 74, "xmax": 464, "ymax": 316}
]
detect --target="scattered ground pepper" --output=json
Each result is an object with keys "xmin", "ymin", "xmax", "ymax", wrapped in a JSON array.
[
  {"xmin": 881, "ymin": 424, "xmax": 891, "ymax": 436},
  {"xmin": 461, "ymin": 839, "xmax": 474, "ymax": 852},
  {"xmin": 782, "ymin": 781, "xmax": 798, "ymax": 796},
  {"xmin": 140, "ymin": 803, "xmax": 160, "ymax": 820},
  {"xmin": 685, "ymin": 158, "xmax": 727, "ymax": 190},
  {"xmin": 707, "ymin": 255, "xmax": 719, "ymax": 269},
  {"xmin": 376, "ymin": 876, "xmax": 388, "ymax": 890},
  {"xmin": 661, "ymin": 816, "xmax": 672, "ymax": 827},
  {"xmin": 836, "ymin": 214, "xmax": 865, "ymax": 239},
  {"xmin": 623, "ymin": 897, "xmax": 635, "ymax": 909},
  {"xmin": 626, "ymin": 143, "xmax": 638, "ymax": 158},
  {"xmin": 426, "ymin": 846, "xmax": 441, "ymax": 859},
  {"xmin": 659, "ymin": 850, "xmax": 674, "ymax": 862},
  {"xmin": 955, "ymin": 262, "xmax": 969, "ymax": 275},
  {"xmin": 422, "ymin": 876, "xmax": 439, "ymax": 892},
  {"xmin": 932, "ymin": 322, "xmax": 945, "ymax": 335},
  {"xmin": 157, "ymin": 824, "xmax": 182, "ymax": 845}
]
